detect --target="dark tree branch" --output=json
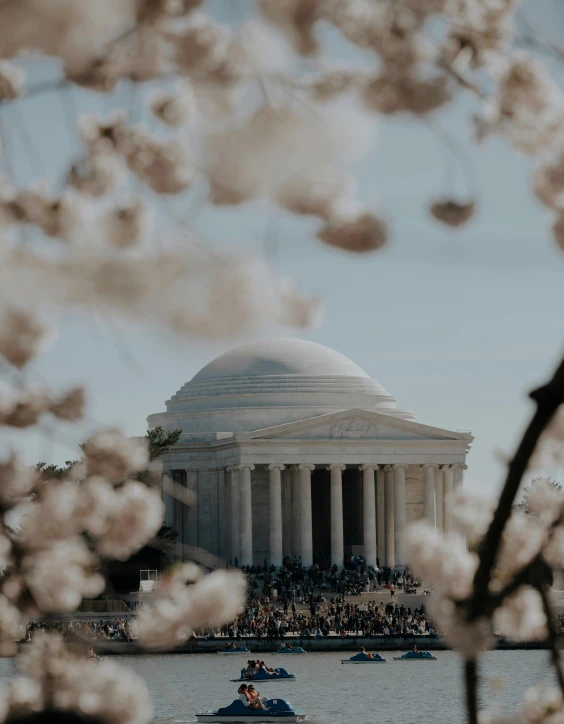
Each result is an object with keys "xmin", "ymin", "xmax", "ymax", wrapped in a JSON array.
[
  {"xmin": 458, "ymin": 354, "xmax": 564, "ymax": 721},
  {"xmin": 537, "ymin": 583, "xmax": 564, "ymax": 697},
  {"xmin": 469, "ymin": 355, "xmax": 564, "ymax": 621},
  {"xmin": 465, "ymin": 659, "xmax": 479, "ymax": 724}
]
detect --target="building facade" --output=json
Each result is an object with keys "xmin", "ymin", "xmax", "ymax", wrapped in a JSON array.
[{"xmin": 148, "ymin": 339, "xmax": 472, "ymax": 569}]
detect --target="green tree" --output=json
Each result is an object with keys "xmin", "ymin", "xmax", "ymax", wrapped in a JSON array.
[
  {"xmin": 146, "ymin": 426, "xmax": 182, "ymax": 461},
  {"xmin": 35, "ymin": 460, "xmax": 79, "ymax": 480},
  {"xmin": 135, "ymin": 426, "xmax": 182, "ymax": 487}
]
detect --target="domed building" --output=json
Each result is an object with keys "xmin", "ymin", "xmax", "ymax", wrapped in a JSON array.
[{"xmin": 148, "ymin": 339, "xmax": 472, "ymax": 570}]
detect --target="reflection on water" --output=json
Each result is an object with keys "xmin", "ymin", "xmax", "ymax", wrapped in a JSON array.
[{"xmin": 0, "ymin": 650, "xmax": 555, "ymax": 724}]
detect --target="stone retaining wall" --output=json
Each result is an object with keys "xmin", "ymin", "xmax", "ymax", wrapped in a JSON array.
[{"xmin": 70, "ymin": 636, "xmax": 551, "ymax": 656}]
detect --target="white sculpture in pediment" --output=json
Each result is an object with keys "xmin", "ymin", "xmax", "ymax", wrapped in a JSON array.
[{"xmin": 329, "ymin": 417, "xmax": 379, "ymax": 439}]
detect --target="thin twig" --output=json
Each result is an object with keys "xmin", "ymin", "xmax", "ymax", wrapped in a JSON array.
[
  {"xmin": 438, "ymin": 59, "xmax": 485, "ymax": 99},
  {"xmin": 427, "ymin": 118, "xmax": 479, "ymax": 198},
  {"xmin": 11, "ymin": 100, "xmax": 44, "ymax": 177},
  {"xmin": 0, "ymin": 110, "xmax": 15, "ymax": 180}
]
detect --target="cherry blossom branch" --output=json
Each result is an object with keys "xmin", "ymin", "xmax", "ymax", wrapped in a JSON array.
[
  {"xmin": 487, "ymin": 556, "xmax": 544, "ymax": 611},
  {"xmin": 469, "ymin": 354, "xmax": 564, "ymax": 621},
  {"xmin": 460, "ymin": 355, "xmax": 564, "ymax": 721}
]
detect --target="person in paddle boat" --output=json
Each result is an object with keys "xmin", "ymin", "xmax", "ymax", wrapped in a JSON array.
[
  {"xmin": 281, "ymin": 643, "xmax": 295, "ymax": 651},
  {"xmin": 247, "ymin": 685, "xmax": 269, "ymax": 710},
  {"xmin": 244, "ymin": 660, "xmax": 259, "ymax": 677},
  {"xmin": 225, "ymin": 642, "xmax": 237, "ymax": 651},
  {"xmin": 259, "ymin": 661, "xmax": 276, "ymax": 675},
  {"xmin": 411, "ymin": 645, "xmax": 420, "ymax": 655},
  {"xmin": 238, "ymin": 684, "xmax": 251, "ymax": 706},
  {"xmin": 360, "ymin": 647, "xmax": 374, "ymax": 660}
]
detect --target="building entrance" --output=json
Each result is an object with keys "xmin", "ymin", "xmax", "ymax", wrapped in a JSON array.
[
  {"xmin": 343, "ymin": 469, "xmax": 363, "ymax": 558},
  {"xmin": 311, "ymin": 468, "xmax": 331, "ymax": 567}
]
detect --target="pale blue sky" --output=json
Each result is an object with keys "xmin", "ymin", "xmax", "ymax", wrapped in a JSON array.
[{"xmin": 4, "ymin": 0, "xmax": 564, "ymax": 495}]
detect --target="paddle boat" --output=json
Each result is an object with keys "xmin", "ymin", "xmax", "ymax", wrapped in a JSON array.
[
  {"xmin": 341, "ymin": 652, "xmax": 386, "ymax": 664},
  {"xmin": 196, "ymin": 698, "xmax": 306, "ymax": 722},
  {"xmin": 276, "ymin": 645, "xmax": 305, "ymax": 654},
  {"xmin": 231, "ymin": 667, "xmax": 296, "ymax": 683},
  {"xmin": 218, "ymin": 645, "xmax": 251, "ymax": 655},
  {"xmin": 394, "ymin": 650, "xmax": 437, "ymax": 661}
]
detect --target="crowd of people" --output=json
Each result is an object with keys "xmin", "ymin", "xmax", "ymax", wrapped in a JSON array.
[
  {"xmin": 208, "ymin": 555, "xmax": 432, "ymax": 639},
  {"xmin": 26, "ymin": 618, "xmax": 137, "ymax": 641},
  {"xmin": 232, "ymin": 555, "xmax": 419, "ymax": 599},
  {"xmin": 218, "ymin": 594, "xmax": 434, "ymax": 639},
  {"xmin": 24, "ymin": 557, "xmax": 430, "ymax": 642}
]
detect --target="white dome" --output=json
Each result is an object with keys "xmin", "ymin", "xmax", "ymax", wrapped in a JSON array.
[
  {"xmin": 156, "ymin": 340, "xmax": 415, "ymax": 431},
  {"xmin": 192, "ymin": 339, "xmax": 371, "ymax": 381},
  {"xmin": 170, "ymin": 339, "xmax": 393, "ymax": 406}
]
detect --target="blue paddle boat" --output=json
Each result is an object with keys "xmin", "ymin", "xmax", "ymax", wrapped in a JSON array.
[
  {"xmin": 394, "ymin": 651, "xmax": 437, "ymax": 661},
  {"xmin": 196, "ymin": 698, "xmax": 306, "ymax": 722},
  {"xmin": 341, "ymin": 652, "xmax": 386, "ymax": 664},
  {"xmin": 277, "ymin": 646, "xmax": 305, "ymax": 654},
  {"xmin": 217, "ymin": 646, "xmax": 251, "ymax": 655},
  {"xmin": 231, "ymin": 667, "xmax": 296, "ymax": 683}
]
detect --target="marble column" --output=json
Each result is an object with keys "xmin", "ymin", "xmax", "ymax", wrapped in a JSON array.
[
  {"xmin": 282, "ymin": 468, "xmax": 292, "ymax": 559},
  {"xmin": 384, "ymin": 465, "xmax": 395, "ymax": 568},
  {"xmin": 443, "ymin": 465, "xmax": 454, "ymax": 533},
  {"xmin": 290, "ymin": 465, "xmax": 301, "ymax": 557},
  {"xmin": 423, "ymin": 464, "xmax": 437, "ymax": 528},
  {"xmin": 376, "ymin": 468, "xmax": 386, "ymax": 564},
  {"xmin": 453, "ymin": 464, "xmax": 466, "ymax": 491},
  {"xmin": 360, "ymin": 465, "xmax": 377, "ymax": 568},
  {"xmin": 268, "ymin": 464, "xmax": 284, "ymax": 568},
  {"xmin": 184, "ymin": 469, "xmax": 199, "ymax": 549},
  {"xmin": 328, "ymin": 464, "xmax": 345, "ymax": 568},
  {"xmin": 435, "ymin": 468, "xmax": 444, "ymax": 531},
  {"xmin": 393, "ymin": 464, "xmax": 408, "ymax": 569},
  {"xmin": 162, "ymin": 471, "xmax": 175, "ymax": 529},
  {"xmin": 238, "ymin": 464, "xmax": 255, "ymax": 566},
  {"xmin": 298, "ymin": 464, "xmax": 315, "ymax": 567},
  {"xmin": 229, "ymin": 466, "xmax": 240, "ymax": 563}
]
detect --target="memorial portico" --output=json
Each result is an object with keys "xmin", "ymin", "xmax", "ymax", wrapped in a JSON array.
[{"xmin": 149, "ymin": 339, "xmax": 472, "ymax": 568}]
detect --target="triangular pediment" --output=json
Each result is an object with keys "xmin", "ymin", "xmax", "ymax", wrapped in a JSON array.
[{"xmin": 237, "ymin": 409, "xmax": 472, "ymax": 443}]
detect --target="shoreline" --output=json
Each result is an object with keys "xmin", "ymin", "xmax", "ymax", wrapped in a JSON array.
[{"xmin": 63, "ymin": 636, "xmax": 551, "ymax": 655}]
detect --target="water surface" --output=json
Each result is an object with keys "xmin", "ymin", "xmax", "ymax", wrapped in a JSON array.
[{"xmin": 0, "ymin": 650, "xmax": 553, "ymax": 723}]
